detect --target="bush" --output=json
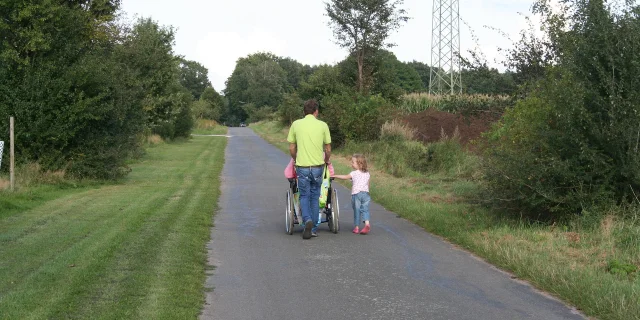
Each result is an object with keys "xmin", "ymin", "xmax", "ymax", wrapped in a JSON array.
[
  {"xmin": 380, "ymin": 120, "xmax": 416, "ymax": 141},
  {"xmin": 152, "ymin": 121, "xmax": 175, "ymax": 141},
  {"xmin": 298, "ymin": 65, "xmax": 348, "ymax": 103},
  {"xmin": 376, "ymin": 142, "xmax": 413, "ymax": 177},
  {"xmin": 481, "ymin": 2, "xmax": 640, "ymax": 219},
  {"xmin": 0, "ymin": 52, "xmax": 146, "ymax": 179},
  {"xmin": 278, "ymin": 93, "xmax": 303, "ymax": 126},
  {"xmin": 191, "ymin": 100, "xmax": 221, "ymax": 121},
  {"xmin": 482, "ymin": 74, "xmax": 636, "ymax": 218},
  {"xmin": 425, "ymin": 131, "xmax": 478, "ymax": 177},
  {"xmin": 174, "ymin": 105, "xmax": 194, "ymax": 138},
  {"xmin": 343, "ymin": 125, "xmax": 477, "ymax": 179},
  {"xmin": 322, "ymin": 92, "xmax": 393, "ymax": 146},
  {"xmin": 242, "ymin": 103, "xmax": 275, "ymax": 124}
]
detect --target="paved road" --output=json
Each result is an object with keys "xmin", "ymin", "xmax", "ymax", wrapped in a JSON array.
[{"xmin": 201, "ymin": 127, "xmax": 584, "ymax": 320}]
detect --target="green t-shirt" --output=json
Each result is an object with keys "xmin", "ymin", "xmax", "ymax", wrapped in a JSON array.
[{"xmin": 287, "ymin": 115, "xmax": 331, "ymax": 166}]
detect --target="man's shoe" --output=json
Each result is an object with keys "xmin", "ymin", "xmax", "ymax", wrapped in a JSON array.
[
  {"xmin": 311, "ymin": 231, "xmax": 318, "ymax": 237},
  {"xmin": 302, "ymin": 220, "xmax": 313, "ymax": 239}
]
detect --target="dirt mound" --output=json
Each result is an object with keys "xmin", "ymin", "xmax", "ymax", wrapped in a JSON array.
[{"xmin": 401, "ymin": 109, "xmax": 499, "ymax": 146}]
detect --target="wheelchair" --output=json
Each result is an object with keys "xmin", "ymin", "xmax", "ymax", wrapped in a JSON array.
[{"xmin": 285, "ymin": 176, "xmax": 340, "ymax": 235}]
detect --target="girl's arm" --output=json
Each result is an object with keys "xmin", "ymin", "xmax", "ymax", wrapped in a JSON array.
[{"xmin": 332, "ymin": 173, "xmax": 351, "ymax": 180}]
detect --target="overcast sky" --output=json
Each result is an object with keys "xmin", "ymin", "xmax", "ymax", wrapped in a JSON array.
[{"xmin": 119, "ymin": 0, "xmax": 541, "ymax": 92}]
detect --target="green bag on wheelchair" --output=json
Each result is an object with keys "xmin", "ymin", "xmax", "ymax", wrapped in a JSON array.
[{"xmin": 319, "ymin": 164, "xmax": 330, "ymax": 208}]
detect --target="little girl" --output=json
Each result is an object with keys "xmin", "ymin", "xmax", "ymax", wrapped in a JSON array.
[{"xmin": 332, "ymin": 154, "xmax": 371, "ymax": 234}]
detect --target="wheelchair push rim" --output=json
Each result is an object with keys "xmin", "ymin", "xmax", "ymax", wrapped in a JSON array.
[
  {"xmin": 328, "ymin": 187, "xmax": 340, "ymax": 233},
  {"xmin": 285, "ymin": 189, "xmax": 295, "ymax": 235}
]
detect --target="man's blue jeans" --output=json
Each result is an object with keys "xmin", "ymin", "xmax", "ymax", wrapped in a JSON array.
[
  {"xmin": 296, "ymin": 166, "xmax": 323, "ymax": 232},
  {"xmin": 352, "ymin": 191, "xmax": 371, "ymax": 226}
]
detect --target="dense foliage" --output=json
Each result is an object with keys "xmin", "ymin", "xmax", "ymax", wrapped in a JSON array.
[
  {"xmin": 0, "ymin": 2, "xmax": 206, "ymax": 178},
  {"xmin": 482, "ymin": 0, "xmax": 640, "ymax": 218}
]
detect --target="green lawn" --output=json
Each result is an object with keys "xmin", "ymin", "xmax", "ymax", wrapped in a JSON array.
[
  {"xmin": 0, "ymin": 134, "xmax": 226, "ymax": 319},
  {"xmin": 251, "ymin": 120, "xmax": 640, "ymax": 320}
]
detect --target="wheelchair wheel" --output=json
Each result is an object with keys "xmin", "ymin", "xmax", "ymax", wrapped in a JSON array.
[
  {"xmin": 285, "ymin": 190, "xmax": 294, "ymax": 235},
  {"xmin": 329, "ymin": 188, "xmax": 340, "ymax": 233}
]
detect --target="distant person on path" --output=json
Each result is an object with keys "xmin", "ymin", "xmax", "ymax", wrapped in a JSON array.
[
  {"xmin": 332, "ymin": 154, "xmax": 371, "ymax": 234},
  {"xmin": 287, "ymin": 99, "xmax": 332, "ymax": 239}
]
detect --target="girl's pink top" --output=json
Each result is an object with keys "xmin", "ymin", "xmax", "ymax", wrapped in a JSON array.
[
  {"xmin": 350, "ymin": 170, "xmax": 370, "ymax": 194},
  {"xmin": 284, "ymin": 158, "xmax": 334, "ymax": 179}
]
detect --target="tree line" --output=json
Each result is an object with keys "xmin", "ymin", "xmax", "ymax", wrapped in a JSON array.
[
  {"xmin": 0, "ymin": 1, "xmax": 220, "ymax": 179},
  {"xmin": 0, "ymin": 0, "xmax": 515, "ymax": 180},
  {"xmin": 221, "ymin": 50, "xmax": 516, "ymax": 126}
]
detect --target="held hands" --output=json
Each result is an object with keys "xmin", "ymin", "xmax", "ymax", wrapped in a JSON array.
[{"xmin": 331, "ymin": 174, "xmax": 351, "ymax": 180}]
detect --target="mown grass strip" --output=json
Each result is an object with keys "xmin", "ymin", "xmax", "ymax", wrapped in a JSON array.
[
  {"xmin": 250, "ymin": 120, "xmax": 640, "ymax": 320},
  {"xmin": 0, "ymin": 132, "xmax": 227, "ymax": 319}
]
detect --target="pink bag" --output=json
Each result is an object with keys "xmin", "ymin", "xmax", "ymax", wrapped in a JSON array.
[
  {"xmin": 284, "ymin": 159, "xmax": 334, "ymax": 179},
  {"xmin": 284, "ymin": 159, "xmax": 296, "ymax": 179}
]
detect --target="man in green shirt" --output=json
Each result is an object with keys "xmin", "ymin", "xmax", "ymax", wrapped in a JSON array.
[{"xmin": 287, "ymin": 99, "xmax": 332, "ymax": 239}]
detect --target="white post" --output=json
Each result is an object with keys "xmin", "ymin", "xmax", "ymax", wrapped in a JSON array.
[{"xmin": 10, "ymin": 116, "xmax": 15, "ymax": 191}]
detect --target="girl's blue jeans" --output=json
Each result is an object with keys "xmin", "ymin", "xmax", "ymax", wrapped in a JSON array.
[{"xmin": 351, "ymin": 191, "xmax": 371, "ymax": 227}]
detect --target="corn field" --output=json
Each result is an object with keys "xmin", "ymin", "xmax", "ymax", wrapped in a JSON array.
[{"xmin": 398, "ymin": 93, "xmax": 513, "ymax": 115}]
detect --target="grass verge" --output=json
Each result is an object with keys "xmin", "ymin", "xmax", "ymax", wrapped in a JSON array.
[
  {"xmin": 0, "ymin": 135, "xmax": 226, "ymax": 319},
  {"xmin": 192, "ymin": 119, "xmax": 227, "ymax": 135},
  {"xmin": 251, "ymin": 120, "xmax": 640, "ymax": 320}
]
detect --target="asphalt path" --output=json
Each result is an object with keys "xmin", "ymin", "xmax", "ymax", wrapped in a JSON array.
[{"xmin": 200, "ymin": 127, "xmax": 584, "ymax": 320}]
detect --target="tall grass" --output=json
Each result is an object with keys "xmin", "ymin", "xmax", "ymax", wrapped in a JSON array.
[
  {"xmin": 399, "ymin": 93, "xmax": 512, "ymax": 114},
  {"xmin": 342, "ymin": 120, "xmax": 480, "ymax": 179},
  {"xmin": 380, "ymin": 119, "xmax": 417, "ymax": 141},
  {"xmin": 0, "ymin": 163, "xmax": 72, "ymax": 192},
  {"xmin": 192, "ymin": 119, "xmax": 227, "ymax": 135}
]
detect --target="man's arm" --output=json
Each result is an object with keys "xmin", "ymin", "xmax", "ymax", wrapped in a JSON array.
[
  {"xmin": 287, "ymin": 121, "xmax": 296, "ymax": 161},
  {"xmin": 323, "ymin": 122, "xmax": 332, "ymax": 163},
  {"xmin": 289, "ymin": 143, "xmax": 297, "ymax": 161},
  {"xmin": 324, "ymin": 144, "xmax": 331, "ymax": 163}
]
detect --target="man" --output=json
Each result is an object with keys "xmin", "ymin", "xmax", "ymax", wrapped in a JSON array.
[{"xmin": 287, "ymin": 99, "xmax": 331, "ymax": 239}]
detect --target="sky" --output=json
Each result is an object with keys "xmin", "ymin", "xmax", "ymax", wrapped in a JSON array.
[{"xmin": 119, "ymin": 0, "xmax": 542, "ymax": 93}]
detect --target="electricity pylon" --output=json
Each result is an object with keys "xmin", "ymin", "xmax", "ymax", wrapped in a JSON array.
[{"xmin": 429, "ymin": 0, "xmax": 462, "ymax": 95}]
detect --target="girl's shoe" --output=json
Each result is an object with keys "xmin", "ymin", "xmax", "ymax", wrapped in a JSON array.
[
  {"xmin": 360, "ymin": 225, "xmax": 370, "ymax": 235},
  {"xmin": 352, "ymin": 227, "xmax": 360, "ymax": 234}
]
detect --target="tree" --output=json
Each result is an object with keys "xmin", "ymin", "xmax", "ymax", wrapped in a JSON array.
[
  {"xmin": 407, "ymin": 60, "xmax": 430, "ymax": 91},
  {"xmin": 276, "ymin": 57, "xmax": 307, "ymax": 91},
  {"xmin": 194, "ymin": 86, "xmax": 224, "ymax": 121},
  {"xmin": 201, "ymin": 86, "xmax": 224, "ymax": 108},
  {"xmin": 223, "ymin": 52, "xmax": 288, "ymax": 122},
  {"xmin": 461, "ymin": 67, "xmax": 516, "ymax": 95},
  {"xmin": 120, "ymin": 18, "xmax": 193, "ymax": 139},
  {"xmin": 179, "ymin": 59, "xmax": 211, "ymax": 100},
  {"xmin": 298, "ymin": 65, "xmax": 349, "ymax": 102},
  {"xmin": 482, "ymin": 0, "xmax": 640, "ymax": 218},
  {"xmin": 337, "ymin": 49, "xmax": 421, "ymax": 101},
  {"xmin": 325, "ymin": 0, "xmax": 409, "ymax": 93},
  {"xmin": 0, "ymin": 0, "xmax": 149, "ymax": 179},
  {"xmin": 378, "ymin": 53, "xmax": 422, "ymax": 95},
  {"xmin": 278, "ymin": 92, "xmax": 304, "ymax": 126}
]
